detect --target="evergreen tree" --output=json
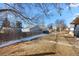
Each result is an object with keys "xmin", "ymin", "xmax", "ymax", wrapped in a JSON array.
[
  {"xmin": 2, "ymin": 18, "xmax": 10, "ymax": 27},
  {"xmin": 16, "ymin": 21, "xmax": 22, "ymax": 33}
]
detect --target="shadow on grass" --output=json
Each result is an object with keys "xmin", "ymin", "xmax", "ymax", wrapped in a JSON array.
[{"xmin": 25, "ymin": 52, "xmax": 56, "ymax": 56}]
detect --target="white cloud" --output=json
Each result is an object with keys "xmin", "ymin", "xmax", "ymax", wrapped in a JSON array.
[
  {"xmin": 70, "ymin": 3, "xmax": 79, "ymax": 7},
  {"xmin": 70, "ymin": 13, "xmax": 79, "ymax": 22},
  {"xmin": 74, "ymin": 13, "xmax": 79, "ymax": 17}
]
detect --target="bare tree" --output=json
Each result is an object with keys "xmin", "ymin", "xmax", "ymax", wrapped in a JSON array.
[
  {"xmin": 55, "ymin": 19, "xmax": 67, "ymax": 31},
  {"xmin": 4, "ymin": 3, "xmax": 71, "ymax": 25},
  {"xmin": 48, "ymin": 23, "xmax": 53, "ymax": 29},
  {"xmin": 0, "ymin": 3, "xmax": 72, "ymax": 30}
]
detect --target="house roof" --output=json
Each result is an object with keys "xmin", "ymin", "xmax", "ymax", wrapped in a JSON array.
[{"xmin": 71, "ymin": 16, "xmax": 79, "ymax": 25}]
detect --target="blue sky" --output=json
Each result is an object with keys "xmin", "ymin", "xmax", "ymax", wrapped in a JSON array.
[
  {"xmin": 22, "ymin": 3, "xmax": 79, "ymax": 27},
  {"xmin": 0, "ymin": 3, "xmax": 79, "ymax": 28}
]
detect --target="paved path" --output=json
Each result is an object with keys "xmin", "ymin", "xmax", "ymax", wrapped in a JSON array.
[{"xmin": 0, "ymin": 34, "xmax": 47, "ymax": 48}]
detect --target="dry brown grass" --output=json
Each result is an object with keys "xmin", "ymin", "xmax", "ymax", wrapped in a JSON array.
[
  {"xmin": 0, "ymin": 33, "xmax": 79, "ymax": 56},
  {"xmin": 0, "ymin": 39, "xmax": 56, "ymax": 56}
]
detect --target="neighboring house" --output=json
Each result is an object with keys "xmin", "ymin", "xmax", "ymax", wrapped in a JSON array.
[
  {"xmin": 30, "ymin": 25, "xmax": 42, "ymax": 32},
  {"xmin": 0, "ymin": 27, "xmax": 20, "ymax": 34},
  {"xmin": 21, "ymin": 28, "xmax": 30, "ymax": 32},
  {"xmin": 22, "ymin": 25, "xmax": 42, "ymax": 33},
  {"xmin": 71, "ymin": 16, "xmax": 79, "ymax": 37},
  {"xmin": 0, "ymin": 18, "xmax": 11, "ymax": 33},
  {"xmin": 68, "ymin": 25, "xmax": 74, "ymax": 36},
  {"xmin": 0, "ymin": 27, "xmax": 12, "ymax": 33}
]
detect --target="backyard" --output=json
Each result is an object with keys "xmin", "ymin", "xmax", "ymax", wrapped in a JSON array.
[
  {"xmin": 0, "ymin": 32, "xmax": 79, "ymax": 56},
  {"xmin": 0, "ymin": 3, "xmax": 79, "ymax": 56}
]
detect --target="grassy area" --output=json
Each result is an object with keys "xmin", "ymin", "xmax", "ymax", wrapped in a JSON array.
[{"xmin": 0, "ymin": 32, "xmax": 79, "ymax": 56}]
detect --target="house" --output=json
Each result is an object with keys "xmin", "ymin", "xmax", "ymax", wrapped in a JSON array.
[
  {"xmin": 21, "ymin": 28, "xmax": 30, "ymax": 32},
  {"xmin": 22, "ymin": 25, "xmax": 42, "ymax": 33},
  {"xmin": 71, "ymin": 16, "xmax": 79, "ymax": 37},
  {"xmin": 0, "ymin": 27, "xmax": 13, "ymax": 33},
  {"xmin": 0, "ymin": 18, "xmax": 11, "ymax": 33}
]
